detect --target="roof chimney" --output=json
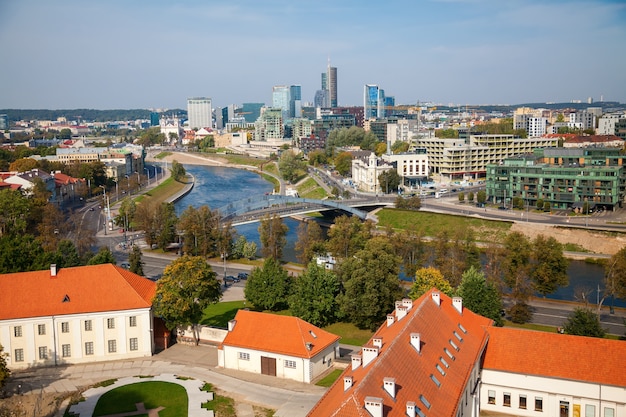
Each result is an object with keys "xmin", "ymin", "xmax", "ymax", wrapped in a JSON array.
[
  {"xmin": 386, "ymin": 314, "xmax": 395, "ymax": 327},
  {"xmin": 383, "ymin": 377, "xmax": 396, "ymax": 399},
  {"xmin": 306, "ymin": 342, "xmax": 313, "ymax": 351},
  {"xmin": 362, "ymin": 347, "xmax": 379, "ymax": 367},
  {"xmin": 50, "ymin": 264, "xmax": 57, "ymax": 277},
  {"xmin": 431, "ymin": 292, "xmax": 441, "ymax": 306},
  {"xmin": 227, "ymin": 319, "xmax": 236, "ymax": 331},
  {"xmin": 406, "ymin": 401, "xmax": 416, "ymax": 417},
  {"xmin": 402, "ymin": 298, "xmax": 413, "ymax": 310},
  {"xmin": 351, "ymin": 353, "xmax": 362, "ymax": 370},
  {"xmin": 344, "ymin": 375, "xmax": 353, "ymax": 391},
  {"xmin": 410, "ymin": 333, "xmax": 421, "ymax": 353},
  {"xmin": 452, "ymin": 297, "xmax": 463, "ymax": 314},
  {"xmin": 364, "ymin": 397, "xmax": 383, "ymax": 417},
  {"xmin": 396, "ymin": 305, "xmax": 408, "ymax": 321},
  {"xmin": 373, "ymin": 337, "xmax": 383, "ymax": 349}
]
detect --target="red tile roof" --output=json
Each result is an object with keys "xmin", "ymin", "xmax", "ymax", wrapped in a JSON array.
[
  {"xmin": 307, "ymin": 289, "xmax": 493, "ymax": 417},
  {"xmin": 0, "ymin": 264, "xmax": 156, "ymax": 320},
  {"xmin": 221, "ymin": 310, "xmax": 339, "ymax": 359},
  {"xmin": 483, "ymin": 326, "xmax": 626, "ymax": 387}
]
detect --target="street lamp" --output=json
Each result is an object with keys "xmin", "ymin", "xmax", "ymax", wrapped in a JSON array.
[{"xmin": 144, "ymin": 167, "xmax": 150, "ymax": 186}]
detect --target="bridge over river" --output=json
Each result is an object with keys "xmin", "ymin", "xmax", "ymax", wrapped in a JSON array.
[{"xmin": 217, "ymin": 194, "xmax": 395, "ymax": 225}]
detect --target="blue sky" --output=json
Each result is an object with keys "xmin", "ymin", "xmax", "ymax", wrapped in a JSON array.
[{"xmin": 1, "ymin": 0, "xmax": 625, "ymax": 110}]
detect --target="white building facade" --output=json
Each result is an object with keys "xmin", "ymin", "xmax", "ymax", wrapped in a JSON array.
[{"xmin": 187, "ymin": 97, "xmax": 212, "ymax": 129}]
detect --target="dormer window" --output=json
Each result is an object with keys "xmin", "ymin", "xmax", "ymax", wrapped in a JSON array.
[
  {"xmin": 444, "ymin": 347, "xmax": 455, "ymax": 361},
  {"xmin": 440, "ymin": 356, "xmax": 450, "ymax": 368},
  {"xmin": 449, "ymin": 339, "xmax": 460, "ymax": 351},
  {"xmin": 458, "ymin": 323, "xmax": 467, "ymax": 334},
  {"xmin": 453, "ymin": 330, "xmax": 463, "ymax": 342},
  {"xmin": 430, "ymin": 374, "xmax": 441, "ymax": 388}
]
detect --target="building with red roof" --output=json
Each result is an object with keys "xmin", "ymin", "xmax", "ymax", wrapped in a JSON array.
[
  {"xmin": 0, "ymin": 264, "xmax": 160, "ymax": 369},
  {"xmin": 218, "ymin": 309, "xmax": 340, "ymax": 383}
]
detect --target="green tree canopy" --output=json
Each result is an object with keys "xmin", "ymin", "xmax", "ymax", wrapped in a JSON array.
[
  {"xmin": 244, "ymin": 257, "xmax": 291, "ymax": 311},
  {"xmin": 378, "ymin": 169, "xmax": 401, "ymax": 194},
  {"xmin": 278, "ymin": 150, "xmax": 307, "ymax": 183},
  {"xmin": 395, "ymin": 195, "xmax": 422, "ymax": 211},
  {"xmin": 563, "ymin": 308, "xmax": 606, "ymax": 338},
  {"xmin": 334, "ymin": 152, "xmax": 353, "ymax": 176},
  {"xmin": 87, "ymin": 247, "xmax": 116, "ymax": 265},
  {"xmin": 129, "ymin": 245, "xmax": 144, "ymax": 276},
  {"xmin": 295, "ymin": 220, "xmax": 325, "ymax": 264},
  {"xmin": 178, "ymin": 205, "xmax": 220, "ymax": 257},
  {"xmin": 258, "ymin": 214, "xmax": 288, "ymax": 260},
  {"xmin": 170, "ymin": 159, "xmax": 186, "ymax": 182},
  {"xmin": 153, "ymin": 256, "xmax": 222, "ymax": 344},
  {"xmin": 457, "ymin": 266, "xmax": 504, "ymax": 326},
  {"xmin": 337, "ymin": 237, "xmax": 403, "ymax": 330},
  {"xmin": 326, "ymin": 215, "xmax": 373, "ymax": 259},
  {"xmin": 531, "ymin": 235, "xmax": 569, "ymax": 296},
  {"xmin": 0, "ymin": 344, "xmax": 9, "ymax": 389},
  {"xmin": 409, "ymin": 267, "xmax": 454, "ymax": 300},
  {"xmin": 288, "ymin": 262, "xmax": 341, "ymax": 327}
]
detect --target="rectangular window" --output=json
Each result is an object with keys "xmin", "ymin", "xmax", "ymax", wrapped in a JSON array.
[
  {"xmin": 129, "ymin": 337, "xmax": 138, "ymax": 351},
  {"xmin": 238, "ymin": 352, "xmax": 250, "ymax": 360},
  {"xmin": 38, "ymin": 324, "xmax": 46, "ymax": 335},
  {"xmin": 586, "ymin": 405, "xmax": 596, "ymax": 417},
  {"xmin": 85, "ymin": 342, "xmax": 94, "ymax": 355},
  {"xmin": 519, "ymin": 395, "xmax": 527, "ymax": 409},
  {"xmin": 503, "ymin": 393, "xmax": 511, "ymax": 407},
  {"xmin": 61, "ymin": 322, "xmax": 70, "ymax": 333},
  {"xmin": 285, "ymin": 360, "xmax": 296, "ymax": 369},
  {"xmin": 14, "ymin": 348, "xmax": 24, "ymax": 362},
  {"xmin": 488, "ymin": 390, "xmax": 496, "ymax": 405},
  {"xmin": 62, "ymin": 344, "xmax": 71, "ymax": 358},
  {"xmin": 535, "ymin": 397, "xmax": 543, "ymax": 412},
  {"xmin": 604, "ymin": 408, "xmax": 614, "ymax": 417},
  {"xmin": 84, "ymin": 320, "xmax": 92, "ymax": 331},
  {"xmin": 107, "ymin": 318, "xmax": 115, "ymax": 329},
  {"xmin": 129, "ymin": 316, "xmax": 137, "ymax": 327},
  {"xmin": 38, "ymin": 346, "xmax": 48, "ymax": 360},
  {"xmin": 14, "ymin": 326, "xmax": 22, "ymax": 337},
  {"xmin": 108, "ymin": 340, "xmax": 117, "ymax": 353}
]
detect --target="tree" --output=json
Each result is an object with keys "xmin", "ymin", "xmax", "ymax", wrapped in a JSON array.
[
  {"xmin": 531, "ymin": 235, "xmax": 569, "ymax": 297},
  {"xmin": 152, "ymin": 256, "xmax": 222, "ymax": 344},
  {"xmin": 337, "ymin": 237, "xmax": 403, "ymax": 330},
  {"xmin": 129, "ymin": 245, "xmax": 144, "ymax": 276},
  {"xmin": 468, "ymin": 191, "xmax": 474, "ymax": 202},
  {"xmin": 0, "ymin": 344, "xmax": 9, "ymax": 389},
  {"xmin": 295, "ymin": 220, "xmax": 325, "ymax": 264},
  {"xmin": 0, "ymin": 189, "xmax": 32, "ymax": 237},
  {"xmin": 409, "ymin": 267, "xmax": 454, "ymax": 300},
  {"xmin": 244, "ymin": 257, "xmax": 291, "ymax": 311},
  {"xmin": 8, "ymin": 157, "xmax": 38, "ymax": 172},
  {"xmin": 392, "ymin": 227, "xmax": 426, "ymax": 279},
  {"xmin": 52, "ymin": 239, "xmax": 82, "ymax": 268},
  {"xmin": 374, "ymin": 142, "xmax": 387, "ymax": 156},
  {"xmin": 258, "ymin": 214, "xmax": 288, "ymax": 260},
  {"xmin": 391, "ymin": 141, "xmax": 409, "ymax": 154},
  {"xmin": 278, "ymin": 150, "xmax": 307, "ymax": 183},
  {"xmin": 170, "ymin": 159, "xmax": 186, "ymax": 182},
  {"xmin": 326, "ymin": 215, "xmax": 373, "ymax": 259},
  {"xmin": 458, "ymin": 192, "xmax": 465, "ymax": 203},
  {"xmin": 457, "ymin": 266, "xmax": 504, "ymax": 326},
  {"xmin": 476, "ymin": 190, "xmax": 487, "ymax": 204},
  {"xmin": 378, "ymin": 169, "xmax": 401, "ymax": 193},
  {"xmin": 563, "ymin": 308, "xmax": 606, "ymax": 338},
  {"xmin": 155, "ymin": 203, "xmax": 179, "ymax": 251},
  {"xmin": 87, "ymin": 247, "xmax": 116, "ymax": 265},
  {"xmin": 599, "ymin": 247, "xmax": 626, "ymax": 314},
  {"xmin": 289, "ymin": 262, "xmax": 342, "ymax": 327},
  {"xmin": 334, "ymin": 152, "xmax": 353, "ymax": 176},
  {"xmin": 178, "ymin": 205, "xmax": 220, "ymax": 257},
  {"xmin": 395, "ymin": 195, "xmax": 421, "ymax": 210}
]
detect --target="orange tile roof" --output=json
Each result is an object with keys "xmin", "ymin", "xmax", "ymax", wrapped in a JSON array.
[
  {"xmin": 307, "ymin": 289, "xmax": 493, "ymax": 417},
  {"xmin": 221, "ymin": 310, "xmax": 340, "ymax": 359},
  {"xmin": 0, "ymin": 264, "xmax": 156, "ymax": 320},
  {"xmin": 483, "ymin": 326, "xmax": 626, "ymax": 387}
]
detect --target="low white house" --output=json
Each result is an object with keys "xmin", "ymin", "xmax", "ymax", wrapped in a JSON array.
[
  {"xmin": 0, "ymin": 264, "xmax": 158, "ymax": 369},
  {"xmin": 481, "ymin": 326, "xmax": 626, "ymax": 417},
  {"xmin": 218, "ymin": 310, "xmax": 339, "ymax": 383}
]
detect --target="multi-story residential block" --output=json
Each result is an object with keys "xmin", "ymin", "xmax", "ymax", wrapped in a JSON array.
[
  {"xmin": 486, "ymin": 147, "xmax": 626, "ymax": 210},
  {"xmin": 417, "ymin": 134, "xmax": 559, "ymax": 182},
  {"xmin": 569, "ymin": 110, "xmax": 596, "ymax": 131},
  {"xmin": 597, "ymin": 113, "xmax": 626, "ymax": 135},
  {"xmin": 254, "ymin": 108, "xmax": 284, "ymax": 141},
  {"xmin": 311, "ymin": 113, "xmax": 356, "ymax": 141},
  {"xmin": 291, "ymin": 118, "xmax": 312, "ymax": 142},
  {"xmin": 187, "ymin": 97, "xmax": 212, "ymax": 129},
  {"xmin": 0, "ymin": 264, "xmax": 163, "ymax": 370},
  {"xmin": 387, "ymin": 118, "xmax": 418, "ymax": 144},
  {"xmin": 240, "ymin": 103, "xmax": 265, "ymax": 124}
]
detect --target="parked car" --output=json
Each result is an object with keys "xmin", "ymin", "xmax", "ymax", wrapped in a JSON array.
[
  {"xmin": 224, "ymin": 275, "xmax": 239, "ymax": 283},
  {"xmin": 237, "ymin": 272, "xmax": 248, "ymax": 280}
]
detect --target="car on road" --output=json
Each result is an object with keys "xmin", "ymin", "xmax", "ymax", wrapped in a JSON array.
[
  {"xmin": 224, "ymin": 275, "xmax": 240, "ymax": 283},
  {"xmin": 237, "ymin": 272, "xmax": 248, "ymax": 280}
]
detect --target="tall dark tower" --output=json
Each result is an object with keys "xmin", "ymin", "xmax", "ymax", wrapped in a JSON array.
[{"xmin": 327, "ymin": 60, "xmax": 337, "ymax": 108}]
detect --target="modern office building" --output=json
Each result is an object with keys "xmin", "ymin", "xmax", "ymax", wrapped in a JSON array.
[
  {"xmin": 327, "ymin": 65, "xmax": 337, "ymax": 108},
  {"xmin": 290, "ymin": 85, "xmax": 302, "ymax": 118},
  {"xmin": 149, "ymin": 112, "xmax": 160, "ymax": 127},
  {"xmin": 382, "ymin": 148, "xmax": 429, "ymax": 188},
  {"xmin": 254, "ymin": 108, "xmax": 284, "ymax": 141},
  {"xmin": 364, "ymin": 84, "xmax": 385, "ymax": 119},
  {"xmin": 0, "ymin": 114, "xmax": 8, "ymax": 130},
  {"xmin": 187, "ymin": 97, "xmax": 212, "ymax": 129},
  {"xmin": 272, "ymin": 85, "xmax": 291, "ymax": 120},
  {"xmin": 485, "ymin": 147, "xmax": 626, "ymax": 210},
  {"xmin": 417, "ymin": 134, "xmax": 560, "ymax": 182},
  {"xmin": 311, "ymin": 113, "xmax": 356, "ymax": 140},
  {"xmin": 240, "ymin": 103, "xmax": 264, "ymax": 123}
]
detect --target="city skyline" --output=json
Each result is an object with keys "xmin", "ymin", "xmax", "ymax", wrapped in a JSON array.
[{"xmin": 1, "ymin": 0, "xmax": 625, "ymax": 110}]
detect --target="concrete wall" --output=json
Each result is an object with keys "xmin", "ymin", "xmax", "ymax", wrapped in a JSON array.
[{"xmin": 176, "ymin": 325, "xmax": 228, "ymax": 346}]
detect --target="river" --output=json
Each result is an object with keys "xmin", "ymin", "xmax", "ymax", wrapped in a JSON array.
[{"xmin": 174, "ymin": 164, "xmax": 624, "ymax": 307}]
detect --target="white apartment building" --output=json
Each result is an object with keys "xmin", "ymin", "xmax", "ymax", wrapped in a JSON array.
[
  {"xmin": 569, "ymin": 110, "xmax": 596, "ymax": 131},
  {"xmin": 597, "ymin": 113, "xmax": 625, "ymax": 135},
  {"xmin": 387, "ymin": 119, "xmax": 418, "ymax": 144},
  {"xmin": 381, "ymin": 149, "xmax": 429, "ymax": 187},
  {"xmin": 527, "ymin": 117, "xmax": 548, "ymax": 137},
  {"xmin": 254, "ymin": 108, "xmax": 284, "ymax": 141},
  {"xmin": 187, "ymin": 97, "xmax": 212, "ymax": 129},
  {"xmin": 351, "ymin": 152, "xmax": 394, "ymax": 193}
]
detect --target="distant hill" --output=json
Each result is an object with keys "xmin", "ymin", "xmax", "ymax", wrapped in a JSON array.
[{"xmin": 0, "ymin": 109, "xmax": 186, "ymax": 123}]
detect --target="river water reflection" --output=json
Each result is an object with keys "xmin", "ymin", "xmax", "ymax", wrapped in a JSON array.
[{"xmin": 175, "ymin": 164, "xmax": 624, "ymax": 307}]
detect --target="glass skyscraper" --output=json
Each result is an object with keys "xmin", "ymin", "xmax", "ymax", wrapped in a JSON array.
[{"xmin": 364, "ymin": 85, "xmax": 385, "ymax": 119}]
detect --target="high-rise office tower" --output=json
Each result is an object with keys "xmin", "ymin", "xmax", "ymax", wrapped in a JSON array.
[
  {"xmin": 187, "ymin": 97, "xmax": 212, "ymax": 129},
  {"xmin": 364, "ymin": 85, "xmax": 385, "ymax": 119},
  {"xmin": 327, "ymin": 64, "xmax": 337, "ymax": 108},
  {"xmin": 272, "ymin": 85, "xmax": 290, "ymax": 119},
  {"xmin": 241, "ymin": 103, "xmax": 264, "ymax": 123},
  {"xmin": 290, "ymin": 85, "xmax": 302, "ymax": 118}
]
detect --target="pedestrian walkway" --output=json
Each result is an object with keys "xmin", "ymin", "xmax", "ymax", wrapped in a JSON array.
[{"xmin": 5, "ymin": 344, "xmax": 325, "ymax": 417}]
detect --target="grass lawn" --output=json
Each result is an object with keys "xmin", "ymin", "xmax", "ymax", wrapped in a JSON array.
[
  {"xmin": 315, "ymin": 369, "xmax": 344, "ymax": 387},
  {"xmin": 322, "ymin": 322, "xmax": 373, "ymax": 346},
  {"xmin": 93, "ymin": 381, "xmax": 187, "ymax": 417},
  {"xmin": 201, "ymin": 300, "xmax": 246, "ymax": 327},
  {"xmin": 134, "ymin": 176, "xmax": 189, "ymax": 206},
  {"xmin": 201, "ymin": 384, "xmax": 236, "ymax": 416},
  {"xmin": 298, "ymin": 177, "xmax": 328, "ymax": 199},
  {"xmin": 376, "ymin": 209, "xmax": 512, "ymax": 243}
]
